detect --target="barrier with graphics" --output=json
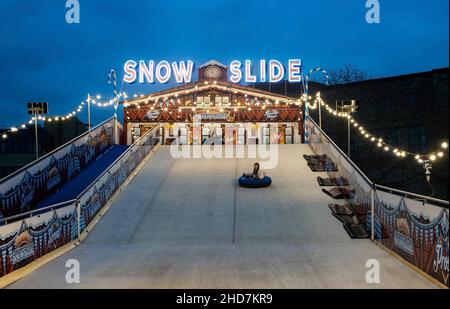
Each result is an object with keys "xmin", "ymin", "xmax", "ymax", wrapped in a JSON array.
[
  {"xmin": 374, "ymin": 186, "xmax": 449, "ymax": 287},
  {"xmin": 306, "ymin": 116, "xmax": 449, "ymax": 287},
  {"xmin": 0, "ymin": 125, "xmax": 160, "ymax": 278},
  {"xmin": 77, "ymin": 126, "xmax": 160, "ymax": 231},
  {"xmin": 0, "ymin": 202, "xmax": 77, "ymax": 277},
  {"xmin": 0, "ymin": 118, "xmax": 122, "ymax": 219}
]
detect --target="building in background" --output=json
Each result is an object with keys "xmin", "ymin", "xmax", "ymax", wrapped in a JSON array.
[
  {"xmin": 255, "ymin": 67, "xmax": 449, "ymax": 199},
  {"xmin": 0, "ymin": 117, "xmax": 87, "ymax": 179},
  {"xmin": 0, "ymin": 126, "xmax": 53, "ymax": 178},
  {"xmin": 44, "ymin": 116, "xmax": 88, "ymax": 147},
  {"xmin": 122, "ymin": 61, "xmax": 303, "ymax": 146}
]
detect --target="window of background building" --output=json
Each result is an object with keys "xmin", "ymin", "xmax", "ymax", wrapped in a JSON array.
[
  {"xmin": 407, "ymin": 92, "xmax": 420, "ymax": 107},
  {"xmin": 408, "ymin": 126, "xmax": 427, "ymax": 152},
  {"xmin": 378, "ymin": 96, "xmax": 396, "ymax": 116},
  {"xmin": 6, "ymin": 142, "xmax": 13, "ymax": 152},
  {"xmin": 352, "ymin": 136, "xmax": 361, "ymax": 158},
  {"xmin": 385, "ymin": 128, "xmax": 400, "ymax": 145}
]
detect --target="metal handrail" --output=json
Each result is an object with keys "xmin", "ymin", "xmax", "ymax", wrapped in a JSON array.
[
  {"xmin": 0, "ymin": 199, "xmax": 77, "ymax": 225},
  {"xmin": 307, "ymin": 116, "xmax": 450, "ymax": 207},
  {"xmin": 0, "ymin": 125, "xmax": 161, "ymax": 226},
  {"xmin": 374, "ymin": 184, "xmax": 449, "ymax": 208},
  {"xmin": 307, "ymin": 116, "xmax": 374, "ymax": 186},
  {"xmin": 0, "ymin": 117, "xmax": 116, "ymax": 184},
  {"xmin": 76, "ymin": 124, "xmax": 162, "ymax": 200}
]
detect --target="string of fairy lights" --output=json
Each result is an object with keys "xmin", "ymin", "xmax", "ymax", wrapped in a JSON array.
[
  {"xmin": 1, "ymin": 93, "xmax": 123, "ymax": 140},
  {"xmin": 122, "ymin": 81, "xmax": 302, "ymax": 112},
  {"xmin": 304, "ymin": 92, "xmax": 448, "ymax": 165},
  {"xmin": 2, "ymin": 80, "xmax": 447, "ymax": 167}
]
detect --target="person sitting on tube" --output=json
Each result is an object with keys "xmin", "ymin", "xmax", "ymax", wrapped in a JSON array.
[{"xmin": 243, "ymin": 163, "xmax": 265, "ymax": 180}]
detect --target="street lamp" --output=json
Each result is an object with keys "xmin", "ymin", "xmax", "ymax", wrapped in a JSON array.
[
  {"xmin": 317, "ymin": 92, "xmax": 323, "ymax": 129},
  {"xmin": 86, "ymin": 94, "xmax": 101, "ymax": 131},
  {"xmin": 338, "ymin": 100, "xmax": 359, "ymax": 158},
  {"xmin": 303, "ymin": 68, "xmax": 330, "ymax": 143},
  {"xmin": 27, "ymin": 102, "xmax": 48, "ymax": 160}
]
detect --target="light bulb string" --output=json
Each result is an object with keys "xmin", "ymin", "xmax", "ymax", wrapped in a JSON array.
[
  {"xmin": 122, "ymin": 83, "xmax": 302, "ymax": 109},
  {"xmin": 1, "ymin": 93, "xmax": 121, "ymax": 140},
  {"xmin": 305, "ymin": 93, "xmax": 448, "ymax": 162}
]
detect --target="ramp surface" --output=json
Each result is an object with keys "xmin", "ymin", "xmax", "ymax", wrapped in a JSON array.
[
  {"xmin": 37, "ymin": 145, "xmax": 129, "ymax": 209},
  {"xmin": 8, "ymin": 145, "xmax": 437, "ymax": 289}
]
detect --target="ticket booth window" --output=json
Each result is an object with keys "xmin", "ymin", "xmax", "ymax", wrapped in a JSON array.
[
  {"xmin": 215, "ymin": 126, "xmax": 224, "ymax": 144},
  {"xmin": 262, "ymin": 127, "xmax": 270, "ymax": 144},
  {"xmin": 202, "ymin": 126, "xmax": 211, "ymax": 144},
  {"xmin": 225, "ymin": 126, "xmax": 234, "ymax": 145},
  {"xmin": 248, "ymin": 127, "xmax": 258, "ymax": 144},
  {"xmin": 193, "ymin": 126, "xmax": 201, "ymax": 145},
  {"xmin": 277, "ymin": 125, "xmax": 286, "ymax": 144},
  {"xmin": 132, "ymin": 127, "xmax": 141, "ymax": 144},
  {"xmin": 237, "ymin": 127, "xmax": 246, "ymax": 145},
  {"xmin": 179, "ymin": 127, "xmax": 188, "ymax": 145},
  {"xmin": 286, "ymin": 126, "xmax": 294, "ymax": 144}
]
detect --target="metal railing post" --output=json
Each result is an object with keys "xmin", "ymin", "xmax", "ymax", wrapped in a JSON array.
[
  {"xmin": 76, "ymin": 200, "xmax": 81, "ymax": 241},
  {"xmin": 371, "ymin": 185, "xmax": 376, "ymax": 241},
  {"xmin": 318, "ymin": 99, "xmax": 322, "ymax": 128},
  {"xmin": 347, "ymin": 116, "xmax": 351, "ymax": 158},
  {"xmin": 114, "ymin": 113, "xmax": 119, "ymax": 145},
  {"xmin": 34, "ymin": 111, "xmax": 39, "ymax": 160}
]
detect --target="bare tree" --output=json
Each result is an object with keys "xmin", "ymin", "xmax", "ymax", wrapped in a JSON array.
[{"xmin": 327, "ymin": 64, "xmax": 368, "ymax": 85}]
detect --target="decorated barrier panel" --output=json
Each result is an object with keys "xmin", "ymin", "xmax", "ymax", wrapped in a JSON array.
[
  {"xmin": 374, "ymin": 186, "xmax": 449, "ymax": 287},
  {"xmin": 0, "ymin": 118, "xmax": 122, "ymax": 220},
  {"xmin": 306, "ymin": 116, "xmax": 449, "ymax": 287},
  {"xmin": 77, "ymin": 126, "xmax": 160, "ymax": 230},
  {"xmin": 0, "ymin": 125, "xmax": 161, "ymax": 279},
  {"xmin": 0, "ymin": 202, "xmax": 77, "ymax": 277}
]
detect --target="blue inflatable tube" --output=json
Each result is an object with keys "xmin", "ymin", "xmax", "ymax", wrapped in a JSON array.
[{"xmin": 238, "ymin": 176, "xmax": 272, "ymax": 188}]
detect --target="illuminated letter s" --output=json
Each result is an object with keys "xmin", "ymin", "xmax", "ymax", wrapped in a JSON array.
[
  {"xmin": 229, "ymin": 60, "xmax": 242, "ymax": 83},
  {"xmin": 124, "ymin": 60, "xmax": 137, "ymax": 83}
]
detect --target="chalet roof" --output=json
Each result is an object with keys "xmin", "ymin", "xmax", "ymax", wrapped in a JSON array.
[
  {"xmin": 199, "ymin": 60, "xmax": 227, "ymax": 68},
  {"xmin": 121, "ymin": 80, "xmax": 299, "ymax": 106}
]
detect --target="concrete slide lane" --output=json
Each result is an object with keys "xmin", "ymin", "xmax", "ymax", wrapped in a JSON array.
[{"xmin": 7, "ymin": 145, "xmax": 437, "ymax": 289}]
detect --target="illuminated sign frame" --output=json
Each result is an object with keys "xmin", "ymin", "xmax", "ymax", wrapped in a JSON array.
[{"xmin": 123, "ymin": 59, "xmax": 302, "ymax": 85}]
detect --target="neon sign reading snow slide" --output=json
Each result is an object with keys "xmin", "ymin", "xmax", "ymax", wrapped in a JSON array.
[{"xmin": 123, "ymin": 59, "xmax": 302, "ymax": 84}]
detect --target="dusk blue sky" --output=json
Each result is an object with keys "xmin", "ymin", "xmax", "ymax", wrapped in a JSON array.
[{"xmin": 0, "ymin": 0, "xmax": 448, "ymax": 127}]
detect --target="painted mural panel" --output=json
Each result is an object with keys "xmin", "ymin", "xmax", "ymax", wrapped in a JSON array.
[
  {"xmin": 0, "ymin": 126, "xmax": 160, "ymax": 278},
  {"xmin": 374, "ymin": 191, "xmax": 449, "ymax": 287},
  {"xmin": 306, "ymin": 116, "xmax": 449, "ymax": 287},
  {"xmin": 0, "ymin": 119, "xmax": 116, "ymax": 220},
  {"xmin": 0, "ymin": 204, "xmax": 77, "ymax": 277}
]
